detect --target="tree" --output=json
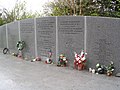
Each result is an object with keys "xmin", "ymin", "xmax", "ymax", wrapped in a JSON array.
[
  {"xmin": 43, "ymin": 0, "xmax": 71, "ymax": 16},
  {"xmin": 82, "ymin": 0, "xmax": 120, "ymax": 17},
  {"xmin": 43, "ymin": 0, "xmax": 93, "ymax": 16},
  {"xmin": 43, "ymin": 0, "xmax": 120, "ymax": 18},
  {"xmin": 8, "ymin": 1, "xmax": 41, "ymax": 21},
  {"xmin": 0, "ymin": 1, "xmax": 41, "ymax": 26},
  {"xmin": 43, "ymin": 0, "xmax": 77, "ymax": 16},
  {"xmin": 93, "ymin": 0, "xmax": 120, "ymax": 17}
]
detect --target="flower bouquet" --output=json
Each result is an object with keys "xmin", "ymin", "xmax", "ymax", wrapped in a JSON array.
[
  {"xmin": 74, "ymin": 50, "xmax": 87, "ymax": 70},
  {"xmin": 31, "ymin": 57, "xmax": 41, "ymax": 62},
  {"xmin": 57, "ymin": 54, "xmax": 68, "ymax": 67},
  {"xmin": 106, "ymin": 61, "xmax": 115, "ymax": 76},
  {"xmin": 45, "ymin": 49, "xmax": 53, "ymax": 64}
]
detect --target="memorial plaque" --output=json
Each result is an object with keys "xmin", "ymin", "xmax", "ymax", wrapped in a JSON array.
[
  {"xmin": 58, "ymin": 16, "xmax": 84, "ymax": 66},
  {"xmin": 0, "ymin": 16, "xmax": 120, "ymax": 73},
  {"xmin": 86, "ymin": 17, "xmax": 120, "ymax": 73},
  {"xmin": 20, "ymin": 19, "xmax": 35, "ymax": 59},
  {"xmin": 0, "ymin": 25, "xmax": 7, "ymax": 50},
  {"xmin": 7, "ymin": 21, "xmax": 19, "ymax": 53},
  {"xmin": 36, "ymin": 17, "xmax": 56, "ymax": 62}
]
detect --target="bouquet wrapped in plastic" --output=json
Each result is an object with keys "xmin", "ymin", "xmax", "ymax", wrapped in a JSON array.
[{"xmin": 74, "ymin": 50, "xmax": 87, "ymax": 70}]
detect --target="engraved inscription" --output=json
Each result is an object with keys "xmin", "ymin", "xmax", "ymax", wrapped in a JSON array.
[
  {"xmin": 20, "ymin": 19, "xmax": 35, "ymax": 58},
  {"xmin": 59, "ymin": 20, "xmax": 83, "ymax": 34},
  {"xmin": 93, "ymin": 39, "xmax": 113, "ymax": 62},
  {"xmin": 58, "ymin": 17, "xmax": 84, "ymax": 66},
  {"xmin": 36, "ymin": 18, "xmax": 56, "ymax": 59},
  {"xmin": 20, "ymin": 22, "xmax": 34, "ymax": 33}
]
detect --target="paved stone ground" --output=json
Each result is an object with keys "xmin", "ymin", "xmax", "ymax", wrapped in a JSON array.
[{"xmin": 0, "ymin": 53, "xmax": 120, "ymax": 90}]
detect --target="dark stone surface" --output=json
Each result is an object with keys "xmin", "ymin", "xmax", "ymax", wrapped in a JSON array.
[
  {"xmin": 20, "ymin": 19, "xmax": 35, "ymax": 59},
  {"xmin": 0, "ymin": 16, "xmax": 120, "ymax": 74},
  {"xmin": 36, "ymin": 17, "xmax": 56, "ymax": 62},
  {"xmin": 0, "ymin": 25, "xmax": 7, "ymax": 49},
  {"xmin": 86, "ymin": 17, "xmax": 120, "ymax": 74},
  {"xmin": 57, "ymin": 16, "xmax": 84, "ymax": 66},
  {"xmin": 7, "ymin": 21, "xmax": 19, "ymax": 53}
]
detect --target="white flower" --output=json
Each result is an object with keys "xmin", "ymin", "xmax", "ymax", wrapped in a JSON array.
[
  {"xmin": 81, "ymin": 57, "xmax": 86, "ymax": 61},
  {"xmin": 63, "ymin": 57, "xmax": 66, "ymax": 61},
  {"xmin": 76, "ymin": 57, "xmax": 80, "ymax": 61},
  {"xmin": 92, "ymin": 69, "xmax": 95, "ymax": 74},
  {"xmin": 46, "ymin": 58, "xmax": 50, "ymax": 63},
  {"xmin": 32, "ymin": 59, "xmax": 36, "ymax": 62},
  {"xmin": 111, "ymin": 69, "xmax": 114, "ymax": 71},
  {"xmin": 78, "ymin": 60, "xmax": 81, "ymax": 63},
  {"xmin": 89, "ymin": 68, "xmax": 92, "ymax": 72},
  {"xmin": 98, "ymin": 68, "xmax": 102, "ymax": 71}
]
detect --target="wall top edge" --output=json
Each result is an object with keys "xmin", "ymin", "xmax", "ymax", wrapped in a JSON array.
[
  {"xmin": 86, "ymin": 16, "xmax": 120, "ymax": 20},
  {"xmin": 40, "ymin": 16, "xmax": 120, "ymax": 20},
  {"xmin": 0, "ymin": 16, "xmax": 120, "ymax": 27}
]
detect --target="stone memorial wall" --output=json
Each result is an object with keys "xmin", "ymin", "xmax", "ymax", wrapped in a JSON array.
[
  {"xmin": 7, "ymin": 22, "xmax": 19, "ymax": 53},
  {"xmin": 58, "ymin": 16, "xmax": 84, "ymax": 66},
  {"xmin": 36, "ymin": 17, "xmax": 56, "ymax": 61},
  {"xmin": 20, "ymin": 19, "xmax": 35, "ymax": 59},
  {"xmin": 0, "ymin": 25, "xmax": 7, "ymax": 50},
  {"xmin": 86, "ymin": 17, "xmax": 120, "ymax": 73},
  {"xmin": 0, "ymin": 16, "xmax": 120, "ymax": 73}
]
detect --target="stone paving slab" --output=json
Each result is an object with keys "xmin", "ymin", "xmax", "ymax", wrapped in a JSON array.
[{"xmin": 0, "ymin": 53, "xmax": 120, "ymax": 90}]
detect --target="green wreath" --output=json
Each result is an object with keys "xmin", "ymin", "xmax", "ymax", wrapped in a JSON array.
[{"xmin": 16, "ymin": 41, "xmax": 25, "ymax": 51}]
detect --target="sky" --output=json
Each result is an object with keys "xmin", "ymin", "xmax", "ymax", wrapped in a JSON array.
[{"xmin": 0, "ymin": 0, "xmax": 53, "ymax": 12}]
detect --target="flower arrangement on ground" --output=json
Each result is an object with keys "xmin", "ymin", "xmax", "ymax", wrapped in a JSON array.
[
  {"xmin": 45, "ymin": 49, "xmax": 53, "ymax": 64},
  {"xmin": 74, "ymin": 50, "xmax": 87, "ymax": 70},
  {"xmin": 16, "ymin": 41, "xmax": 25, "ymax": 51},
  {"xmin": 16, "ymin": 41, "xmax": 25, "ymax": 59},
  {"xmin": 89, "ymin": 61, "xmax": 115, "ymax": 76},
  {"xmin": 106, "ymin": 61, "xmax": 115, "ymax": 76},
  {"xmin": 57, "ymin": 54, "xmax": 68, "ymax": 67},
  {"xmin": 31, "ymin": 57, "xmax": 41, "ymax": 62},
  {"xmin": 95, "ymin": 63, "xmax": 106, "ymax": 74}
]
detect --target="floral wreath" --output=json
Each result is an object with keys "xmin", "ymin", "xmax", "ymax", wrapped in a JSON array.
[
  {"xmin": 16, "ymin": 41, "xmax": 25, "ymax": 51},
  {"xmin": 3, "ymin": 48, "xmax": 9, "ymax": 54}
]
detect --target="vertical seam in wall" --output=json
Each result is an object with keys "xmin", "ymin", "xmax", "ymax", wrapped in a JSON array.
[
  {"xmin": 56, "ymin": 16, "xmax": 58, "ymax": 63},
  {"xmin": 84, "ymin": 16, "xmax": 87, "ymax": 52},
  {"xmin": 5, "ymin": 24, "xmax": 8, "ymax": 48},
  {"xmin": 18, "ymin": 21, "xmax": 21, "ymax": 41},
  {"xmin": 34, "ymin": 18, "xmax": 38, "ymax": 57}
]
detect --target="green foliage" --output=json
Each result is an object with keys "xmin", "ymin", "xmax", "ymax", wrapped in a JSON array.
[
  {"xmin": 43, "ymin": 0, "xmax": 75, "ymax": 16},
  {"xmin": 0, "ymin": 1, "xmax": 41, "ymax": 26},
  {"xmin": 91, "ymin": 0, "xmax": 120, "ymax": 18},
  {"xmin": 43, "ymin": 1, "xmax": 71, "ymax": 16},
  {"xmin": 0, "ymin": 17, "xmax": 4, "ymax": 25},
  {"xmin": 43, "ymin": 0, "xmax": 120, "ymax": 18}
]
